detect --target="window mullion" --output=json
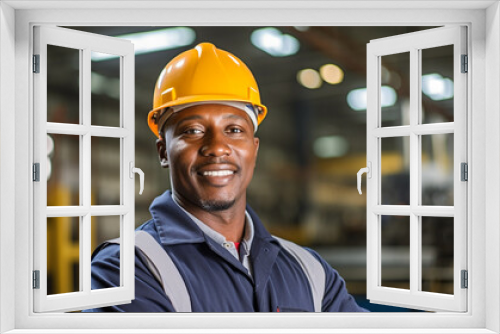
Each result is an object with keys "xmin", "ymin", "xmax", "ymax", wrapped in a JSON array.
[
  {"xmin": 413, "ymin": 123, "xmax": 454, "ymax": 135},
  {"xmin": 121, "ymin": 44, "xmax": 135, "ymax": 293},
  {"xmin": 409, "ymin": 47, "xmax": 420, "ymax": 294},
  {"xmin": 373, "ymin": 205, "xmax": 455, "ymax": 216},
  {"xmin": 365, "ymin": 45, "xmax": 380, "ymax": 294},
  {"xmin": 82, "ymin": 214, "xmax": 91, "ymax": 293},
  {"xmin": 81, "ymin": 47, "xmax": 92, "ymax": 294}
]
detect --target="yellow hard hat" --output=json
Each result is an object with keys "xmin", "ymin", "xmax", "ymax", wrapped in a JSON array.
[{"xmin": 148, "ymin": 42, "xmax": 267, "ymax": 137}]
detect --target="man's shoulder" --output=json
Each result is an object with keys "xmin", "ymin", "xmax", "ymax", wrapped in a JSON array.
[
  {"xmin": 92, "ymin": 219, "xmax": 159, "ymax": 260},
  {"xmin": 273, "ymin": 236, "xmax": 320, "ymax": 259},
  {"xmin": 136, "ymin": 218, "xmax": 159, "ymax": 237},
  {"xmin": 272, "ymin": 236, "xmax": 342, "ymax": 278}
]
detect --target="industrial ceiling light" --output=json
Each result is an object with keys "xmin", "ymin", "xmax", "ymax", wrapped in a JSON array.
[
  {"xmin": 347, "ymin": 86, "xmax": 397, "ymax": 111},
  {"xmin": 91, "ymin": 27, "xmax": 196, "ymax": 61},
  {"xmin": 313, "ymin": 135, "xmax": 349, "ymax": 158},
  {"xmin": 422, "ymin": 73, "xmax": 454, "ymax": 101},
  {"xmin": 91, "ymin": 72, "xmax": 120, "ymax": 99},
  {"xmin": 320, "ymin": 64, "xmax": 344, "ymax": 85},
  {"xmin": 380, "ymin": 86, "xmax": 398, "ymax": 108},
  {"xmin": 250, "ymin": 27, "xmax": 300, "ymax": 57},
  {"xmin": 297, "ymin": 68, "xmax": 322, "ymax": 89}
]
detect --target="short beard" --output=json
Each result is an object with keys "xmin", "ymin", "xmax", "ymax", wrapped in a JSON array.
[{"xmin": 199, "ymin": 199, "xmax": 236, "ymax": 212}]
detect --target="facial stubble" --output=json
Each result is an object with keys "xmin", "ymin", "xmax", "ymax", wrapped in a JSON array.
[{"xmin": 199, "ymin": 198, "xmax": 237, "ymax": 212}]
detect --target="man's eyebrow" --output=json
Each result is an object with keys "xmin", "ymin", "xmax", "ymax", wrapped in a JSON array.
[
  {"xmin": 223, "ymin": 114, "xmax": 251, "ymax": 124},
  {"xmin": 171, "ymin": 113, "xmax": 251, "ymax": 129},
  {"xmin": 174, "ymin": 115, "xmax": 204, "ymax": 127}
]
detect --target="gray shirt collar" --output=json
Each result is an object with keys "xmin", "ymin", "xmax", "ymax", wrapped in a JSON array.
[{"xmin": 171, "ymin": 194, "xmax": 254, "ymax": 261}]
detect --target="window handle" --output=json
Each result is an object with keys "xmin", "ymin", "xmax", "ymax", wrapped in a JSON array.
[
  {"xmin": 129, "ymin": 162, "xmax": 144, "ymax": 195},
  {"xmin": 357, "ymin": 162, "xmax": 371, "ymax": 195}
]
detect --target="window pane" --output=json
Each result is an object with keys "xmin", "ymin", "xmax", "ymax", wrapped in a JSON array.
[
  {"xmin": 91, "ymin": 52, "xmax": 120, "ymax": 127},
  {"xmin": 421, "ymin": 45, "xmax": 454, "ymax": 124},
  {"xmin": 91, "ymin": 216, "xmax": 121, "ymax": 290},
  {"xmin": 380, "ymin": 52, "xmax": 409, "ymax": 127},
  {"xmin": 47, "ymin": 217, "xmax": 81, "ymax": 295},
  {"xmin": 47, "ymin": 134, "xmax": 80, "ymax": 206},
  {"xmin": 381, "ymin": 137, "xmax": 410, "ymax": 205},
  {"xmin": 91, "ymin": 137, "xmax": 121, "ymax": 205},
  {"xmin": 381, "ymin": 215, "xmax": 410, "ymax": 289},
  {"xmin": 47, "ymin": 45, "xmax": 80, "ymax": 124},
  {"xmin": 421, "ymin": 216, "xmax": 454, "ymax": 294},
  {"xmin": 421, "ymin": 134, "xmax": 454, "ymax": 206}
]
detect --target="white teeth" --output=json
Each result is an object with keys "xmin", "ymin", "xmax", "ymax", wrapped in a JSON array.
[{"xmin": 202, "ymin": 170, "xmax": 234, "ymax": 176}]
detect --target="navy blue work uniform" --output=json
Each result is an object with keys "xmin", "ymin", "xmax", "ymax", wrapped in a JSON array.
[{"xmin": 87, "ymin": 191, "xmax": 366, "ymax": 312}]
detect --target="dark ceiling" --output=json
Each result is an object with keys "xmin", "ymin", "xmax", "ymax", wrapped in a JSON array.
[{"xmin": 64, "ymin": 26, "xmax": 438, "ymax": 153}]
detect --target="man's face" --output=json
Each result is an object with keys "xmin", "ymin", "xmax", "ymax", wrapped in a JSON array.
[{"xmin": 157, "ymin": 104, "xmax": 259, "ymax": 212}]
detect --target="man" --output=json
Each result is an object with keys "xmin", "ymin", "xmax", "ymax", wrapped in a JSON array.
[{"xmin": 88, "ymin": 43, "xmax": 366, "ymax": 312}]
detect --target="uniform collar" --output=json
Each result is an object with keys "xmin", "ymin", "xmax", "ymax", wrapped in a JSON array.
[
  {"xmin": 172, "ymin": 195, "xmax": 255, "ymax": 253},
  {"xmin": 149, "ymin": 190, "xmax": 274, "ymax": 246}
]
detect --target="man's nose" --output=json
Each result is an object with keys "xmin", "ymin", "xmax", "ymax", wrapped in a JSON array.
[{"xmin": 200, "ymin": 131, "xmax": 231, "ymax": 157}]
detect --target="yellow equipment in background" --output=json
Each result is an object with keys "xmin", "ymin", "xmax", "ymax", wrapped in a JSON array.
[{"xmin": 47, "ymin": 184, "xmax": 97, "ymax": 295}]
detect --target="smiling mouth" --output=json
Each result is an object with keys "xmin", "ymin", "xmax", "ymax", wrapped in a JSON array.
[{"xmin": 201, "ymin": 170, "xmax": 235, "ymax": 177}]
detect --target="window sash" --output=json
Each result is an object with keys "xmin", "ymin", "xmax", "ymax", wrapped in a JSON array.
[
  {"xmin": 366, "ymin": 26, "xmax": 468, "ymax": 312},
  {"xmin": 32, "ymin": 25, "xmax": 135, "ymax": 313}
]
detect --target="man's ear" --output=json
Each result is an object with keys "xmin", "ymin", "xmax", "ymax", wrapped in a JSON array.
[{"xmin": 156, "ymin": 137, "xmax": 169, "ymax": 168}]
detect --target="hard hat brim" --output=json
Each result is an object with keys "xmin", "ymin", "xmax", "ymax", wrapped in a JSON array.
[{"xmin": 148, "ymin": 96, "xmax": 267, "ymax": 138}]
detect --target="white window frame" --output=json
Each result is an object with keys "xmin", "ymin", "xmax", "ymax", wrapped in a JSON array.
[
  {"xmin": 366, "ymin": 26, "xmax": 468, "ymax": 312},
  {"xmin": 32, "ymin": 25, "xmax": 136, "ymax": 313},
  {"xmin": 1, "ymin": 1, "xmax": 499, "ymax": 333}
]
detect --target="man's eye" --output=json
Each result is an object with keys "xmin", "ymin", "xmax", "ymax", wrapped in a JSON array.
[
  {"xmin": 227, "ymin": 127, "xmax": 243, "ymax": 133},
  {"xmin": 184, "ymin": 128, "xmax": 203, "ymax": 135}
]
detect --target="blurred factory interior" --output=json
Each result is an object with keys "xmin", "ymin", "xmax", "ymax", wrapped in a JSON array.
[{"xmin": 45, "ymin": 26, "xmax": 455, "ymax": 311}]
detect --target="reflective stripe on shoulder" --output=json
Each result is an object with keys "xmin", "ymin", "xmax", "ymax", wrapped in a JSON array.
[
  {"xmin": 134, "ymin": 231, "xmax": 192, "ymax": 312},
  {"xmin": 106, "ymin": 231, "xmax": 192, "ymax": 312},
  {"xmin": 273, "ymin": 236, "xmax": 326, "ymax": 312}
]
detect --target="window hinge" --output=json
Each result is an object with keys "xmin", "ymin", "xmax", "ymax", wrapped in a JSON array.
[
  {"xmin": 33, "ymin": 54, "xmax": 40, "ymax": 73},
  {"xmin": 461, "ymin": 270, "xmax": 468, "ymax": 289},
  {"xmin": 461, "ymin": 162, "xmax": 468, "ymax": 181},
  {"xmin": 461, "ymin": 54, "xmax": 468, "ymax": 73},
  {"xmin": 33, "ymin": 163, "xmax": 40, "ymax": 182},
  {"xmin": 33, "ymin": 270, "xmax": 40, "ymax": 289}
]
